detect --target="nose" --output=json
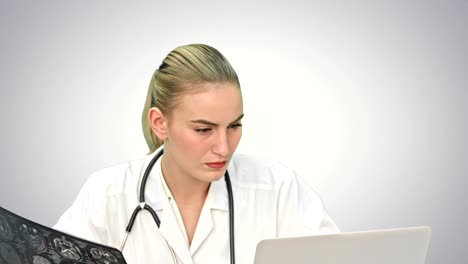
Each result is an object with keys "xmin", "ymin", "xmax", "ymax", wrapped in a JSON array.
[{"xmin": 212, "ymin": 129, "xmax": 229, "ymax": 157}]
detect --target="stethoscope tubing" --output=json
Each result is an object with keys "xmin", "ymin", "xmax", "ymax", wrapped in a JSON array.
[
  {"xmin": 225, "ymin": 169, "xmax": 236, "ymax": 264},
  {"xmin": 121, "ymin": 149, "xmax": 235, "ymax": 264}
]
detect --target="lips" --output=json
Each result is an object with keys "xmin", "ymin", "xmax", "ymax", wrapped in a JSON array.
[{"xmin": 206, "ymin": 161, "xmax": 227, "ymax": 169}]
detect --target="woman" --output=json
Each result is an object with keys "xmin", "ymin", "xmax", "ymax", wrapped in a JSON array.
[{"xmin": 55, "ymin": 44, "xmax": 339, "ymax": 263}]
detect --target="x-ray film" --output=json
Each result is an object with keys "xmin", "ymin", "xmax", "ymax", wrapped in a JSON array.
[{"xmin": 0, "ymin": 206, "xmax": 127, "ymax": 264}]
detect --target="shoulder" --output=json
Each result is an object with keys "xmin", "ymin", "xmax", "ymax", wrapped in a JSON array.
[
  {"xmin": 228, "ymin": 153, "xmax": 324, "ymax": 203},
  {"xmin": 227, "ymin": 153, "xmax": 340, "ymax": 235},
  {"xmin": 79, "ymin": 155, "xmax": 147, "ymax": 198},
  {"xmin": 54, "ymin": 156, "xmax": 148, "ymax": 234},
  {"xmin": 228, "ymin": 153, "xmax": 299, "ymax": 189}
]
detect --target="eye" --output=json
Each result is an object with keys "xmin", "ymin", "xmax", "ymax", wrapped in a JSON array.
[{"xmin": 195, "ymin": 128, "xmax": 212, "ymax": 134}]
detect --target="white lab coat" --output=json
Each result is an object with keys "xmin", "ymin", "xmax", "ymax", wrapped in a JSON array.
[{"xmin": 54, "ymin": 150, "xmax": 339, "ymax": 263}]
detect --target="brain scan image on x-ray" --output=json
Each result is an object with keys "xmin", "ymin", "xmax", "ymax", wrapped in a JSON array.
[
  {"xmin": 89, "ymin": 247, "xmax": 119, "ymax": 264},
  {"xmin": 0, "ymin": 242, "xmax": 22, "ymax": 264},
  {"xmin": 19, "ymin": 224, "xmax": 47, "ymax": 254},
  {"xmin": 53, "ymin": 237, "xmax": 83, "ymax": 261},
  {"xmin": 0, "ymin": 215, "xmax": 13, "ymax": 241},
  {"xmin": 0, "ymin": 207, "xmax": 127, "ymax": 264}
]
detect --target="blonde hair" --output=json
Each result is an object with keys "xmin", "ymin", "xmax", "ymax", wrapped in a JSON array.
[{"xmin": 142, "ymin": 44, "xmax": 241, "ymax": 153}]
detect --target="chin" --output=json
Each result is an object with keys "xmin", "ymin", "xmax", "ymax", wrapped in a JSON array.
[{"xmin": 205, "ymin": 170, "xmax": 226, "ymax": 182}]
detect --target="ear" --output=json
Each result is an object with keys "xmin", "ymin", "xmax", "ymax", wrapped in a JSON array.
[{"xmin": 148, "ymin": 107, "xmax": 168, "ymax": 140}]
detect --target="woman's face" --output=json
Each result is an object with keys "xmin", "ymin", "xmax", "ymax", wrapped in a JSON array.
[{"xmin": 162, "ymin": 82, "xmax": 243, "ymax": 184}]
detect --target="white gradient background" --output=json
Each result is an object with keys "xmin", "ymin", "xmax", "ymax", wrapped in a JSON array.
[{"xmin": 1, "ymin": 1, "xmax": 466, "ymax": 263}]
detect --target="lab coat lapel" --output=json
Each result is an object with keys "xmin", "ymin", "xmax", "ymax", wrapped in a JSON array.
[
  {"xmin": 159, "ymin": 199, "xmax": 192, "ymax": 263},
  {"xmin": 190, "ymin": 177, "xmax": 229, "ymax": 255},
  {"xmin": 189, "ymin": 199, "xmax": 213, "ymax": 255},
  {"xmin": 143, "ymin": 150, "xmax": 192, "ymax": 263}
]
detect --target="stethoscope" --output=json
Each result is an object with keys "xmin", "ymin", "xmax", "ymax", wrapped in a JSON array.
[{"xmin": 119, "ymin": 148, "xmax": 236, "ymax": 264}]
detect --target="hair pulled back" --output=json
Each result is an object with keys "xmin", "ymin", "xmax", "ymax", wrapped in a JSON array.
[{"xmin": 142, "ymin": 44, "xmax": 240, "ymax": 153}]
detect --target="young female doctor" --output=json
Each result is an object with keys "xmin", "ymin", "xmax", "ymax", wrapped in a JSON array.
[{"xmin": 54, "ymin": 44, "xmax": 339, "ymax": 263}]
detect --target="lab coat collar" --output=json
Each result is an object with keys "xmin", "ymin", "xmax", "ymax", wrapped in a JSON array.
[
  {"xmin": 139, "ymin": 147, "xmax": 230, "ymax": 261},
  {"xmin": 188, "ymin": 177, "xmax": 229, "ymax": 255},
  {"xmin": 138, "ymin": 148, "xmax": 191, "ymax": 262},
  {"xmin": 209, "ymin": 175, "xmax": 229, "ymax": 212},
  {"xmin": 159, "ymin": 197, "xmax": 193, "ymax": 263},
  {"xmin": 142, "ymin": 147, "xmax": 230, "ymax": 212}
]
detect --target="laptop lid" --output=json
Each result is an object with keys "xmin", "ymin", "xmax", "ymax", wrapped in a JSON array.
[{"xmin": 254, "ymin": 226, "xmax": 431, "ymax": 264}]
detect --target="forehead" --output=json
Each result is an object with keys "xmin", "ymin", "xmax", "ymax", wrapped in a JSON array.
[{"xmin": 171, "ymin": 82, "xmax": 243, "ymax": 122}]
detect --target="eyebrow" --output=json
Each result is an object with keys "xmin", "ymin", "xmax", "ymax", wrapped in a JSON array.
[{"xmin": 190, "ymin": 114, "xmax": 244, "ymax": 126}]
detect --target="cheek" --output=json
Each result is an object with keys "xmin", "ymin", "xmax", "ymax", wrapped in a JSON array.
[
  {"xmin": 229, "ymin": 129, "xmax": 243, "ymax": 148},
  {"xmin": 172, "ymin": 128, "xmax": 198, "ymax": 150},
  {"xmin": 171, "ymin": 128, "xmax": 209, "ymax": 158}
]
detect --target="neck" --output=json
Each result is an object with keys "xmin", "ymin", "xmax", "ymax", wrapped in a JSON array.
[{"xmin": 161, "ymin": 154, "xmax": 210, "ymax": 206}]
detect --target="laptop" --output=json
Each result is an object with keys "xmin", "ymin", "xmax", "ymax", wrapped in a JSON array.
[{"xmin": 254, "ymin": 226, "xmax": 432, "ymax": 264}]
